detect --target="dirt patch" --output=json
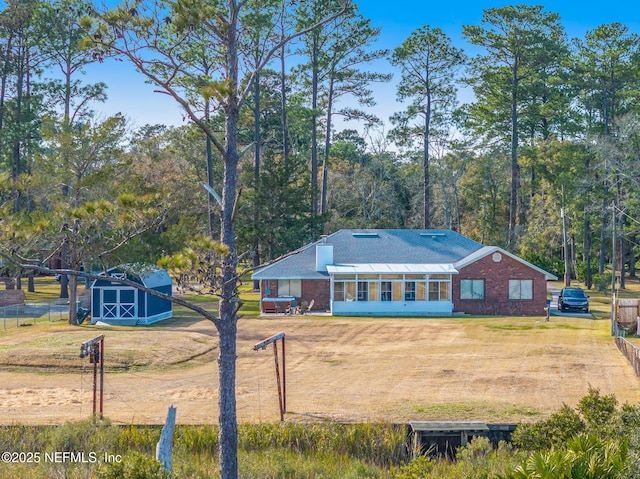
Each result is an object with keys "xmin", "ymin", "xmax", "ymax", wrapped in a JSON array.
[{"xmin": 1, "ymin": 315, "xmax": 639, "ymax": 425}]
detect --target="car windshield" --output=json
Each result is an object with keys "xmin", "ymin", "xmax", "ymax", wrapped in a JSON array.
[{"xmin": 564, "ymin": 289, "xmax": 586, "ymax": 298}]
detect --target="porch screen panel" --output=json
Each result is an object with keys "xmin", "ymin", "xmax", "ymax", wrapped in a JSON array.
[
  {"xmin": 357, "ymin": 281, "xmax": 368, "ymax": 301},
  {"xmin": 392, "ymin": 282, "xmax": 403, "ymax": 301},
  {"xmin": 345, "ymin": 281, "xmax": 356, "ymax": 301},
  {"xmin": 369, "ymin": 281, "xmax": 379, "ymax": 301},
  {"xmin": 381, "ymin": 281, "xmax": 392, "ymax": 301}
]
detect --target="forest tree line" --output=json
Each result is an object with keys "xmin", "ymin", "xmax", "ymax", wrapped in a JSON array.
[{"xmin": 1, "ymin": 0, "xmax": 640, "ymax": 289}]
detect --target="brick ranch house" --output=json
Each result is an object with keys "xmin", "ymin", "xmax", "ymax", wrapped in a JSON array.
[{"xmin": 252, "ymin": 229, "xmax": 557, "ymax": 316}]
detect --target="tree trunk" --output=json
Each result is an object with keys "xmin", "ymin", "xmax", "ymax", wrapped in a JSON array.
[
  {"xmin": 218, "ymin": 5, "xmax": 241, "ymax": 476},
  {"xmin": 598, "ymin": 98, "xmax": 610, "ymax": 274},
  {"xmin": 423, "ymin": 97, "xmax": 431, "ymax": 229},
  {"xmin": 583, "ymin": 208, "xmax": 592, "ymax": 289},
  {"xmin": 320, "ymin": 78, "xmax": 334, "ymax": 215},
  {"xmin": 205, "ymin": 100, "xmax": 217, "ymax": 240},
  {"xmin": 11, "ymin": 45, "xmax": 24, "ymax": 213},
  {"xmin": 253, "ymin": 71, "xmax": 261, "ymax": 291},
  {"xmin": 508, "ymin": 68, "xmax": 520, "ymax": 247},
  {"xmin": 27, "ymin": 271, "xmax": 34, "ymax": 293},
  {"xmin": 0, "ymin": 34, "xmax": 13, "ymax": 131},
  {"xmin": 279, "ymin": 22, "xmax": 290, "ymax": 168},
  {"xmin": 310, "ymin": 34, "xmax": 319, "ymax": 218},
  {"xmin": 69, "ymin": 274, "xmax": 78, "ymax": 326}
]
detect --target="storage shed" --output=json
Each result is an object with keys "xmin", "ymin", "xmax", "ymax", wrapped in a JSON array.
[
  {"xmin": 90, "ymin": 266, "xmax": 173, "ymax": 325},
  {"xmin": 410, "ymin": 421, "xmax": 516, "ymax": 458}
]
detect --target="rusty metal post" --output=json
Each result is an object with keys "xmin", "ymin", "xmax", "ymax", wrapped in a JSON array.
[
  {"xmin": 99, "ymin": 337, "xmax": 104, "ymax": 418},
  {"xmin": 282, "ymin": 336, "xmax": 286, "ymax": 413},
  {"xmin": 92, "ymin": 353, "xmax": 97, "ymax": 416},
  {"xmin": 81, "ymin": 335, "xmax": 105, "ymax": 419},
  {"xmin": 254, "ymin": 332, "xmax": 286, "ymax": 421},
  {"xmin": 273, "ymin": 343, "xmax": 284, "ymax": 421}
]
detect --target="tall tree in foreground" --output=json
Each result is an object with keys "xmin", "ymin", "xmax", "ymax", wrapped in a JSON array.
[
  {"xmin": 84, "ymin": 1, "xmax": 348, "ymax": 477},
  {"xmin": 390, "ymin": 25, "xmax": 465, "ymax": 228},
  {"xmin": 463, "ymin": 5, "xmax": 565, "ymax": 246}
]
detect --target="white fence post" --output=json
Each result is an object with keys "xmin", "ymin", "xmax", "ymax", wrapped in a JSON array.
[{"xmin": 156, "ymin": 405, "xmax": 176, "ymax": 473}]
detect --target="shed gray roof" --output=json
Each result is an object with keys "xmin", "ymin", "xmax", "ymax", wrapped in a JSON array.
[
  {"xmin": 92, "ymin": 265, "xmax": 172, "ymax": 289},
  {"xmin": 410, "ymin": 421, "xmax": 490, "ymax": 432},
  {"xmin": 252, "ymin": 229, "xmax": 485, "ymax": 280}
]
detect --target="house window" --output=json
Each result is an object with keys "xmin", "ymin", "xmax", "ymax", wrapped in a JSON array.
[
  {"xmin": 428, "ymin": 274, "xmax": 451, "ymax": 301},
  {"xmin": 416, "ymin": 282, "xmax": 426, "ymax": 301},
  {"xmin": 357, "ymin": 281, "xmax": 369, "ymax": 301},
  {"xmin": 333, "ymin": 275, "xmax": 356, "ymax": 302},
  {"xmin": 405, "ymin": 281, "xmax": 416, "ymax": 301},
  {"xmin": 509, "ymin": 280, "xmax": 533, "ymax": 300},
  {"xmin": 460, "ymin": 279, "xmax": 485, "ymax": 300},
  {"xmin": 381, "ymin": 281, "xmax": 392, "ymax": 301},
  {"xmin": 278, "ymin": 279, "xmax": 301, "ymax": 297}
]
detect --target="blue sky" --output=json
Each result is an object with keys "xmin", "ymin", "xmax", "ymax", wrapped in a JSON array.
[{"xmin": 87, "ymin": 0, "xmax": 640, "ymax": 132}]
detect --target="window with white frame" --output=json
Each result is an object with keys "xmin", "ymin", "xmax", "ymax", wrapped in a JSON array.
[
  {"xmin": 380, "ymin": 281, "xmax": 392, "ymax": 301},
  {"xmin": 428, "ymin": 274, "xmax": 451, "ymax": 301},
  {"xmin": 278, "ymin": 279, "xmax": 301, "ymax": 297},
  {"xmin": 405, "ymin": 281, "xmax": 416, "ymax": 301},
  {"xmin": 460, "ymin": 279, "xmax": 485, "ymax": 300},
  {"xmin": 508, "ymin": 279, "xmax": 533, "ymax": 300}
]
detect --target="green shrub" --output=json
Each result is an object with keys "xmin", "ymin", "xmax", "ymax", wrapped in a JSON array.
[
  {"xmin": 98, "ymin": 451, "xmax": 169, "ymax": 479},
  {"xmin": 593, "ymin": 273, "xmax": 612, "ymax": 292},
  {"xmin": 238, "ymin": 422, "xmax": 408, "ymax": 467},
  {"xmin": 48, "ymin": 418, "xmax": 120, "ymax": 453},
  {"xmin": 391, "ymin": 455, "xmax": 434, "ymax": 479},
  {"xmin": 0, "ymin": 425, "xmax": 48, "ymax": 452},
  {"xmin": 578, "ymin": 386, "xmax": 620, "ymax": 436},
  {"xmin": 511, "ymin": 404, "xmax": 584, "ymax": 451},
  {"xmin": 499, "ymin": 434, "xmax": 627, "ymax": 479}
]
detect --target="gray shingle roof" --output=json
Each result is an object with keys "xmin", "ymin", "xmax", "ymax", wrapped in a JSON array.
[{"xmin": 252, "ymin": 229, "xmax": 485, "ymax": 280}]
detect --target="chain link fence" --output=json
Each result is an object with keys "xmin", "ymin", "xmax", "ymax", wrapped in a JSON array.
[{"xmin": 1, "ymin": 301, "xmax": 70, "ymax": 329}]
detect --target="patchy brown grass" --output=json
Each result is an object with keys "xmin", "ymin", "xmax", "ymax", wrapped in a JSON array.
[
  {"xmin": 0, "ymin": 277, "xmax": 639, "ymax": 425},
  {"xmin": 1, "ymin": 304, "xmax": 639, "ymax": 426}
]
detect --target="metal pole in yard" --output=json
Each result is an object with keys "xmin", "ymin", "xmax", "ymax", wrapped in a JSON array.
[
  {"xmin": 99, "ymin": 337, "xmax": 104, "ymax": 418},
  {"xmin": 612, "ymin": 203, "xmax": 616, "ymax": 295},
  {"xmin": 282, "ymin": 336, "xmax": 286, "ymax": 413},
  {"xmin": 273, "ymin": 342, "xmax": 284, "ymax": 421}
]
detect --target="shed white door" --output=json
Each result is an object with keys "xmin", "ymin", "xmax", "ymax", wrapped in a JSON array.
[{"xmin": 102, "ymin": 288, "xmax": 136, "ymax": 319}]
